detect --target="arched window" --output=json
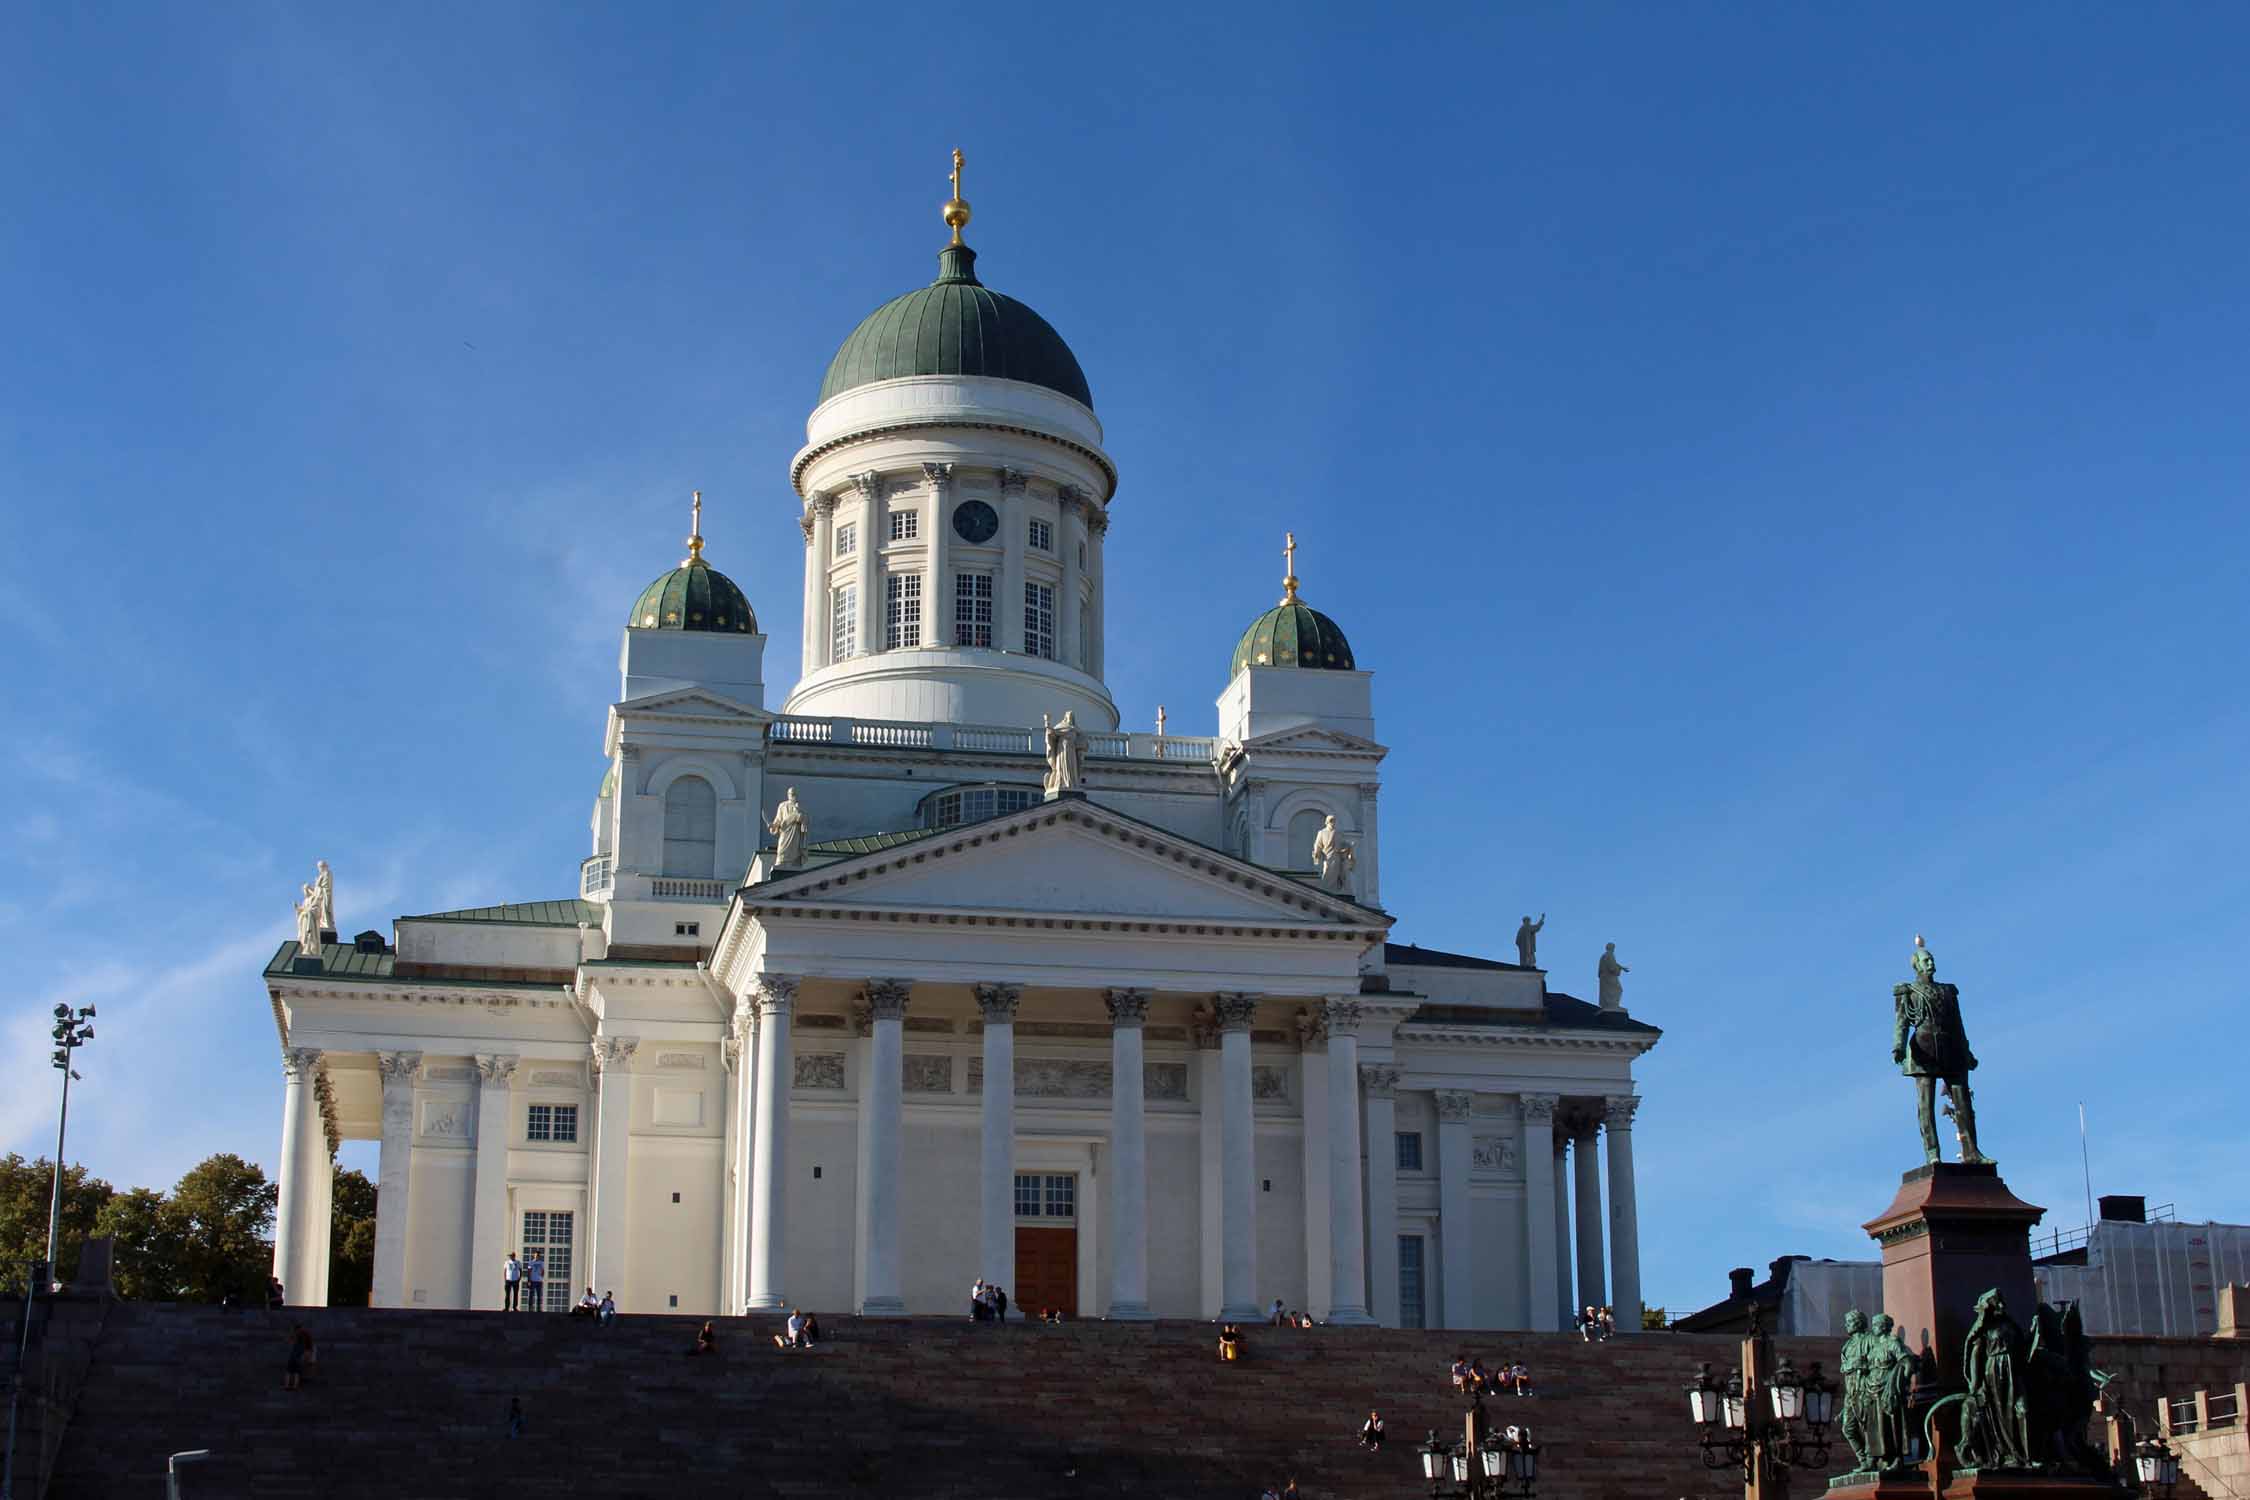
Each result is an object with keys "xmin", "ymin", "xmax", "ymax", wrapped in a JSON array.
[
  {"xmin": 1287, "ymin": 809, "xmax": 1328, "ymax": 871},
  {"xmin": 662, "ymin": 776, "xmax": 717, "ymax": 878}
]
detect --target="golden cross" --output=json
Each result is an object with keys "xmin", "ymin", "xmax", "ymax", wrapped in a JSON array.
[
  {"xmin": 688, "ymin": 490, "xmax": 705, "ymax": 561},
  {"xmin": 1282, "ymin": 531, "xmax": 1300, "ymax": 602},
  {"xmin": 950, "ymin": 148, "xmax": 964, "ymax": 203}
]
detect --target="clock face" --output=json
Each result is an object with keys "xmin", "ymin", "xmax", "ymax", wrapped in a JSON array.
[{"xmin": 952, "ymin": 499, "xmax": 1000, "ymax": 544}]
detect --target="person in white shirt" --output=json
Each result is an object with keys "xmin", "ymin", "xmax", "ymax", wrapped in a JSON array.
[
  {"xmin": 969, "ymin": 1278, "xmax": 988, "ymax": 1322},
  {"xmin": 502, "ymin": 1253, "xmax": 522, "ymax": 1311},
  {"xmin": 597, "ymin": 1291, "xmax": 616, "ymax": 1326},
  {"xmin": 773, "ymin": 1308, "xmax": 808, "ymax": 1350}
]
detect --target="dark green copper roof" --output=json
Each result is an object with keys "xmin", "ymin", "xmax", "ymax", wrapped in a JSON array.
[
  {"xmin": 1230, "ymin": 601, "xmax": 1356, "ymax": 676},
  {"xmin": 629, "ymin": 559, "xmax": 756, "ymax": 633},
  {"xmin": 818, "ymin": 244, "xmax": 1093, "ymax": 410}
]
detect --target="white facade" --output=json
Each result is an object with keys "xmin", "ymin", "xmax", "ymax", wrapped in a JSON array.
[{"xmin": 261, "ymin": 222, "xmax": 1661, "ymax": 1329}]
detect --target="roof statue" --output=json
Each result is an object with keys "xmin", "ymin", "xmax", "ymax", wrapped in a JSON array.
[
  {"xmin": 1892, "ymin": 933, "xmax": 1988, "ymax": 1165},
  {"xmin": 1042, "ymin": 710, "xmax": 1086, "ymax": 797},
  {"xmin": 1310, "ymin": 814, "xmax": 1356, "ymax": 893},
  {"xmin": 1515, "ymin": 913, "xmax": 1545, "ymax": 968},
  {"xmin": 294, "ymin": 881, "xmax": 322, "ymax": 956},
  {"xmin": 1597, "ymin": 942, "xmax": 1628, "ymax": 1010},
  {"xmin": 312, "ymin": 859, "xmax": 335, "ymax": 937},
  {"xmin": 767, "ymin": 787, "xmax": 809, "ymax": 869}
]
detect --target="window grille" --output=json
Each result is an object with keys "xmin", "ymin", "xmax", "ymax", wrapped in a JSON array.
[
  {"xmin": 1396, "ymin": 1131, "xmax": 1424, "ymax": 1172},
  {"xmin": 831, "ymin": 584, "xmax": 858, "ymax": 659},
  {"xmin": 835, "ymin": 522, "xmax": 856, "ymax": 557},
  {"xmin": 926, "ymin": 785, "xmax": 1039, "ymax": 829},
  {"xmin": 1398, "ymin": 1235, "xmax": 1427, "ymax": 1328},
  {"xmin": 954, "ymin": 573, "xmax": 993, "ymax": 647},
  {"xmin": 885, "ymin": 573, "xmax": 922, "ymax": 650},
  {"xmin": 520, "ymin": 1210, "xmax": 574, "ymax": 1313},
  {"xmin": 527, "ymin": 1104, "xmax": 578, "ymax": 1144},
  {"xmin": 889, "ymin": 509, "xmax": 918, "ymax": 542},
  {"xmin": 1024, "ymin": 581, "xmax": 1055, "ymax": 659},
  {"xmin": 1028, "ymin": 517, "xmax": 1053, "ymax": 552}
]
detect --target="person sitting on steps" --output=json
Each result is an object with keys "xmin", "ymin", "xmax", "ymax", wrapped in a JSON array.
[
  {"xmin": 1218, "ymin": 1323, "xmax": 1243, "ymax": 1362},
  {"xmin": 1511, "ymin": 1361, "xmax": 1533, "ymax": 1397},
  {"xmin": 1451, "ymin": 1354, "xmax": 1471, "ymax": 1392},
  {"xmin": 801, "ymin": 1311, "xmax": 821, "ymax": 1347},
  {"xmin": 772, "ymin": 1308, "xmax": 808, "ymax": 1350},
  {"xmin": 688, "ymin": 1320, "xmax": 718, "ymax": 1357},
  {"xmin": 1360, "ymin": 1411, "xmax": 1386, "ymax": 1451},
  {"xmin": 571, "ymin": 1287, "xmax": 600, "ymax": 1318},
  {"xmin": 597, "ymin": 1290, "xmax": 616, "ymax": 1326}
]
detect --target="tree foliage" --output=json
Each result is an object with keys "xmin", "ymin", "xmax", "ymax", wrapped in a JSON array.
[
  {"xmin": 329, "ymin": 1166, "xmax": 377, "ymax": 1307},
  {"xmin": 0, "ymin": 1154, "xmax": 113, "ymax": 1295},
  {"xmin": 0, "ymin": 1152, "xmax": 283, "ymax": 1303}
]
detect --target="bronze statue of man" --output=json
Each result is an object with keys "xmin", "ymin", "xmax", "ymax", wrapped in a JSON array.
[{"xmin": 1892, "ymin": 934, "xmax": 1989, "ymax": 1165}]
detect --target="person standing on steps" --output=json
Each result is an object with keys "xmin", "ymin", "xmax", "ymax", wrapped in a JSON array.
[
  {"xmin": 523, "ymin": 1251, "xmax": 544, "ymax": 1312},
  {"xmin": 502, "ymin": 1251, "xmax": 522, "ymax": 1311},
  {"xmin": 993, "ymin": 1284, "xmax": 1009, "ymax": 1322},
  {"xmin": 969, "ymin": 1277, "xmax": 987, "ymax": 1321},
  {"xmin": 506, "ymin": 1397, "xmax": 526, "ymax": 1439}
]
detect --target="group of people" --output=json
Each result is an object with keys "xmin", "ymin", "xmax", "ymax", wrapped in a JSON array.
[
  {"xmin": 1254, "ymin": 1481, "xmax": 1302, "ymax": 1500},
  {"xmin": 568, "ymin": 1287, "xmax": 617, "ymax": 1323},
  {"xmin": 1451, "ymin": 1353, "xmax": 1535, "ymax": 1398},
  {"xmin": 969, "ymin": 1278, "xmax": 1011, "ymax": 1321},
  {"xmin": 771, "ymin": 1308, "xmax": 821, "ymax": 1350},
  {"xmin": 500, "ymin": 1252, "xmax": 547, "ymax": 1311},
  {"xmin": 1267, "ymin": 1299, "xmax": 1316, "ymax": 1328},
  {"xmin": 1573, "ymin": 1304, "xmax": 1619, "ymax": 1340}
]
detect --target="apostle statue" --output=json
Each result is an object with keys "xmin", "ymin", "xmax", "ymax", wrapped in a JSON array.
[
  {"xmin": 312, "ymin": 859, "xmax": 335, "ymax": 936},
  {"xmin": 1866, "ymin": 1313, "xmax": 1919, "ymax": 1467},
  {"xmin": 1514, "ymin": 913, "xmax": 1546, "ymax": 968},
  {"xmin": 1892, "ymin": 934, "xmax": 1989, "ymax": 1165},
  {"xmin": 1042, "ymin": 710, "xmax": 1087, "ymax": 796},
  {"xmin": 1958, "ymin": 1289, "xmax": 2033, "ymax": 1469},
  {"xmin": 767, "ymin": 787, "xmax": 809, "ymax": 868},
  {"xmin": 1839, "ymin": 1309, "xmax": 1875, "ymax": 1470},
  {"xmin": 1310, "ymin": 815, "xmax": 1355, "ymax": 892},
  {"xmin": 1597, "ymin": 942, "xmax": 1629, "ymax": 1009},
  {"xmin": 294, "ymin": 882, "xmax": 322, "ymax": 955}
]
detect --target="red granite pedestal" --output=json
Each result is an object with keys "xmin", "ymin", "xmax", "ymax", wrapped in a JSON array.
[{"xmin": 1863, "ymin": 1163, "xmax": 2044, "ymax": 1388}]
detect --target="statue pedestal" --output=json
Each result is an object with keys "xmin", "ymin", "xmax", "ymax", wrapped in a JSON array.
[{"xmin": 1863, "ymin": 1163, "xmax": 2043, "ymax": 1390}]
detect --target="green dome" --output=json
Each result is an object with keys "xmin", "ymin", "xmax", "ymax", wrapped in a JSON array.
[
  {"xmin": 818, "ymin": 244, "xmax": 1093, "ymax": 410},
  {"xmin": 629, "ymin": 558, "xmax": 756, "ymax": 633},
  {"xmin": 1230, "ymin": 600, "xmax": 1356, "ymax": 676}
]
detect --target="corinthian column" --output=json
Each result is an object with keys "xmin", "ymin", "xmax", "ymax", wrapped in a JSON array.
[
  {"xmin": 1604, "ymin": 1096, "xmax": 1643, "ymax": 1333},
  {"xmin": 1323, "ymin": 1001, "xmax": 1374, "ymax": 1324},
  {"xmin": 851, "ymin": 470, "xmax": 881, "ymax": 656},
  {"xmin": 1572, "ymin": 1114, "xmax": 1605, "ymax": 1316},
  {"xmin": 746, "ymin": 974, "xmax": 798, "ymax": 1310},
  {"xmin": 1214, "ymin": 992, "xmax": 1261, "ymax": 1320},
  {"xmin": 1434, "ymin": 1089, "xmax": 1475, "ymax": 1328},
  {"xmin": 589, "ymin": 1036, "xmax": 639, "ymax": 1298},
  {"xmin": 273, "ymin": 1047, "xmax": 324, "ymax": 1305},
  {"xmin": 976, "ymin": 982, "xmax": 1022, "ymax": 1293},
  {"xmin": 371, "ymin": 1050, "xmax": 422, "ymax": 1309},
  {"xmin": 922, "ymin": 463, "xmax": 952, "ymax": 647},
  {"xmin": 1520, "ymin": 1092, "xmax": 1561, "ymax": 1331},
  {"xmin": 859, "ymin": 979, "xmax": 911, "ymax": 1314},
  {"xmin": 470, "ymin": 1053, "xmax": 518, "ymax": 1310},
  {"xmin": 1104, "ymin": 988, "xmax": 1152, "ymax": 1319},
  {"xmin": 1361, "ymin": 1065, "xmax": 1401, "ymax": 1325}
]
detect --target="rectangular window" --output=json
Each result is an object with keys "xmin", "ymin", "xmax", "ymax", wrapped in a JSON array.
[
  {"xmin": 1013, "ymin": 1171, "xmax": 1075, "ymax": 1220},
  {"xmin": 520, "ymin": 1210, "xmax": 574, "ymax": 1313},
  {"xmin": 1395, "ymin": 1131, "xmax": 1424, "ymax": 1172},
  {"xmin": 1024, "ymin": 581, "xmax": 1055, "ymax": 659},
  {"xmin": 1398, "ymin": 1235, "xmax": 1427, "ymax": 1329},
  {"xmin": 1013, "ymin": 1172, "xmax": 1042, "ymax": 1219},
  {"xmin": 527, "ymin": 1104, "xmax": 578, "ymax": 1143},
  {"xmin": 1078, "ymin": 611, "xmax": 1090, "ymax": 670},
  {"xmin": 830, "ymin": 584, "xmax": 858, "ymax": 659},
  {"xmin": 954, "ymin": 573, "xmax": 994, "ymax": 647},
  {"xmin": 885, "ymin": 573, "xmax": 922, "ymax": 650},
  {"xmin": 835, "ymin": 522, "xmax": 857, "ymax": 557},
  {"xmin": 888, "ymin": 509, "xmax": 918, "ymax": 542},
  {"xmin": 1028, "ymin": 517, "xmax": 1053, "ymax": 552}
]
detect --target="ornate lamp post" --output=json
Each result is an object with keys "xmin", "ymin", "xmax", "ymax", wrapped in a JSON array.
[
  {"xmin": 2134, "ymin": 1439, "xmax": 2180, "ymax": 1499},
  {"xmin": 1683, "ymin": 1310, "xmax": 1836, "ymax": 1500},
  {"xmin": 1420, "ymin": 1392, "xmax": 1540, "ymax": 1499}
]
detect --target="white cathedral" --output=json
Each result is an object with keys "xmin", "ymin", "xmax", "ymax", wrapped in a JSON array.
[{"xmin": 261, "ymin": 163, "xmax": 1660, "ymax": 1331}]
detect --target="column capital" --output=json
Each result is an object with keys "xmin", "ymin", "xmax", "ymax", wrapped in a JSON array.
[
  {"xmin": 849, "ymin": 470, "xmax": 883, "ymax": 504},
  {"xmin": 1211, "ymin": 992, "xmax": 1259, "ymax": 1032},
  {"xmin": 863, "ymin": 978, "xmax": 912, "ymax": 1022},
  {"xmin": 1359, "ymin": 1064, "xmax": 1400, "ymax": 1100},
  {"xmin": 1103, "ymin": 987, "xmax": 1151, "ymax": 1026},
  {"xmin": 808, "ymin": 491, "xmax": 838, "ymax": 516},
  {"xmin": 733, "ymin": 995, "xmax": 757, "ymax": 1038},
  {"xmin": 998, "ymin": 466, "xmax": 1029, "ymax": 494},
  {"xmin": 799, "ymin": 512, "xmax": 816, "ymax": 544},
  {"xmin": 1602, "ymin": 1095, "xmax": 1641, "ymax": 1130},
  {"xmin": 590, "ymin": 1036, "xmax": 639, "ymax": 1075},
  {"xmin": 1085, "ymin": 506, "xmax": 1109, "ymax": 536},
  {"xmin": 1292, "ymin": 1005, "xmax": 1328, "ymax": 1048},
  {"xmin": 375, "ymin": 1050, "xmax": 423, "ymax": 1087},
  {"xmin": 1433, "ymin": 1089, "xmax": 1476, "ymax": 1123},
  {"xmin": 1323, "ymin": 998, "xmax": 1365, "ymax": 1038},
  {"xmin": 283, "ymin": 1046, "xmax": 324, "ymax": 1081},
  {"xmin": 920, "ymin": 461, "xmax": 955, "ymax": 489},
  {"xmin": 974, "ymin": 982, "xmax": 1023, "ymax": 1023},
  {"xmin": 754, "ymin": 973, "xmax": 800, "ymax": 1015},
  {"xmin": 1518, "ymin": 1091, "xmax": 1559, "ymax": 1124},
  {"xmin": 473, "ymin": 1053, "xmax": 519, "ymax": 1089},
  {"xmin": 1057, "ymin": 484, "xmax": 1088, "ymax": 517}
]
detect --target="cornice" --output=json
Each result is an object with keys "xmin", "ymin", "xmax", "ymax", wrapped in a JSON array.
[
  {"xmin": 762, "ymin": 741, "xmax": 1219, "ymax": 788},
  {"xmin": 743, "ymin": 902, "xmax": 1384, "ymax": 944},
  {"xmin": 792, "ymin": 418, "xmax": 1117, "ymax": 500},
  {"xmin": 1394, "ymin": 1022, "xmax": 1659, "ymax": 1057}
]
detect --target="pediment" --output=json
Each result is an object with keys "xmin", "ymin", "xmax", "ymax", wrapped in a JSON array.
[
  {"xmin": 746, "ymin": 801, "xmax": 1383, "ymax": 929},
  {"xmin": 614, "ymin": 687, "xmax": 768, "ymax": 721},
  {"xmin": 1240, "ymin": 725, "xmax": 1386, "ymax": 755}
]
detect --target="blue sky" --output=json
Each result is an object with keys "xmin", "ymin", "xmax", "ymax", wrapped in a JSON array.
[{"xmin": 3, "ymin": 4, "xmax": 2245, "ymax": 1317}]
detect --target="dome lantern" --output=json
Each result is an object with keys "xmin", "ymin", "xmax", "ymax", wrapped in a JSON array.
[
  {"xmin": 628, "ymin": 491, "xmax": 758, "ymax": 634},
  {"xmin": 1229, "ymin": 531, "xmax": 1356, "ymax": 675}
]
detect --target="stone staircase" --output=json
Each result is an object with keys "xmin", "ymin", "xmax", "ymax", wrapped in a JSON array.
[{"xmin": 45, "ymin": 1306, "xmax": 1857, "ymax": 1499}]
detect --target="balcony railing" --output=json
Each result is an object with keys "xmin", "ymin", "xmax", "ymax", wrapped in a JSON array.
[
  {"xmin": 650, "ymin": 878, "xmax": 731, "ymax": 902},
  {"xmin": 765, "ymin": 714, "xmax": 1217, "ymax": 766}
]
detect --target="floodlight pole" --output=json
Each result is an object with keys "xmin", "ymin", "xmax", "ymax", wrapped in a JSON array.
[{"xmin": 44, "ymin": 1062, "xmax": 75, "ymax": 1280}]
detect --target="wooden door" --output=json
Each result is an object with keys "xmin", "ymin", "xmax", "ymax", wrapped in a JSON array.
[{"xmin": 1014, "ymin": 1226, "xmax": 1077, "ymax": 1317}]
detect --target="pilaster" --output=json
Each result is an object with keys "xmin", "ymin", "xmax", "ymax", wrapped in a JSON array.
[
  {"xmin": 589, "ymin": 1035, "xmax": 639, "ymax": 1299},
  {"xmin": 1323, "ymin": 1001, "xmax": 1373, "ymax": 1324},
  {"xmin": 1360, "ymin": 1064, "xmax": 1401, "ymax": 1326},
  {"xmin": 1434, "ymin": 1088, "xmax": 1475, "ymax": 1329},
  {"xmin": 1520, "ymin": 1092, "xmax": 1561, "ymax": 1331},
  {"xmin": 1214, "ymin": 991, "xmax": 1261, "ymax": 1320},
  {"xmin": 470, "ymin": 1052, "xmax": 518, "ymax": 1310},
  {"xmin": 976, "ymin": 982, "xmax": 1022, "ymax": 1292},
  {"xmin": 1104, "ymin": 987, "xmax": 1152, "ymax": 1319}
]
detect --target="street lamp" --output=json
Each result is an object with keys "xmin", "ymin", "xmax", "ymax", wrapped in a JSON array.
[
  {"xmin": 45, "ymin": 1004, "xmax": 97, "ymax": 1281},
  {"xmin": 1683, "ymin": 1310, "xmax": 1835, "ymax": 1500},
  {"xmin": 2135, "ymin": 1439, "xmax": 2180, "ymax": 1499},
  {"xmin": 1419, "ymin": 1402, "xmax": 1540, "ymax": 1499}
]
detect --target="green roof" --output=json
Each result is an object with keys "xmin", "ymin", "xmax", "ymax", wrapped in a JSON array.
[
  {"xmin": 629, "ymin": 558, "xmax": 756, "ymax": 633},
  {"xmin": 1229, "ymin": 599, "xmax": 1356, "ymax": 677},
  {"xmin": 804, "ymin": 827, "xmax": 944, "ymax": 858},
  {"xmin": 403, "ymin": 899, "xmax": 602, "ymax": 926},
  {"xmin": 818, "ymin": 243, "xmax": 1092, "ymax": 410},
  {"xmin": 265, "ymin": 941, "xmax": 396, "ymax": 981}
]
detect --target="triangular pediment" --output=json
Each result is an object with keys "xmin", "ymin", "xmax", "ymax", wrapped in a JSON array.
[
  {"xmin": 614, "ymin": 687, "xmax": 768, "ymax": 721},
  {"xmin": 746, "ymin": 800, "xmax": 1385, "ymax": 929},
  {"xmin": 1240, "ymin": 724, "xmax": 1386, "ymax": 755}
]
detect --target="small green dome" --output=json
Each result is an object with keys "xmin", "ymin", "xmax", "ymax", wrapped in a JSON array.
[
  {"xmin": 1230, "ymin": 600, "xmax": 1356, "ymax": 676},
  {"xmin": 819, "ymin": 243, "xmax": 1093, "ymax": 410},
  {"xmin": 629, "ymin": 559, "xmax": 756, "ymax": 633}
]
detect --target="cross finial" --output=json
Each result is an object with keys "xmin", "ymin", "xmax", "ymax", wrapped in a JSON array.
[
  {"xmin": 1281, "ymin": 531, "xmax": 1301, "ymax": 604},
  {"xmin": 943, "ymin": 148, "xmax": 972, "ymax": 246},
  {"xmin": 1156, "ymin": 704, "xmax": 1167, "ymax": 738},
  {"xmin": 686, "ymin": 490, "xmax": 705, "ymax": 564}
]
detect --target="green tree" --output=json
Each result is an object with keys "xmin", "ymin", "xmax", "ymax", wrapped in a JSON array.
[
  {"xmin": 168, "ymin": 1153, "xmax": 277, "ymax": 1303},
  {"xmin": 93, "ymin": 1187, "xmax": 187, "ymax": 1300},
  {"xmin": 0, "ymin": 1153, "xmax": 114, "ymax": 1294},
  {"xmin": 329, "ymin": 1165, "xmax": 376, "ymax": 1307}
]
